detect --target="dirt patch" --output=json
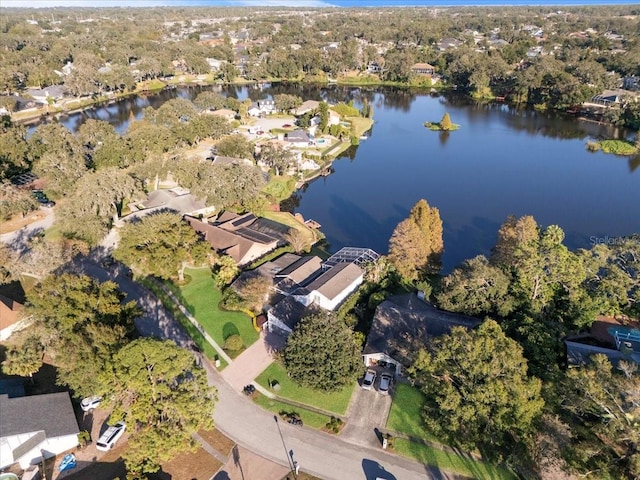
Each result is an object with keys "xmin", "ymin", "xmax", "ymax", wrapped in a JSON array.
[
  {"xmin": 0, "ymin": 209, "xmax": 47, "ymax": 234},
  {"xmin": 213, "ymin": 446, "xmax": 289, "ymax": 480},
  {"xmin": 198, "ymin": 428, "xmax": 235, "ymax": 457},
  {"xmin": 154, "ymin": 446, "xmax": 223, "ymax": 480}
]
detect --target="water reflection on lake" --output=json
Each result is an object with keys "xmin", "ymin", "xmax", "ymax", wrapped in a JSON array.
[{"xmin": 43, "ymin": 84, "xmax": 638, "ymax": 272}]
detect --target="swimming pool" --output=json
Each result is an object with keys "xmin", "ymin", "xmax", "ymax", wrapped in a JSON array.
[
  {"xmin": 608, "ymin": 325, "xmax": 640, "ymax": 352},
  {"xmin": 316, "ymin": 139, "xmax": 326, "ymax": 145}
]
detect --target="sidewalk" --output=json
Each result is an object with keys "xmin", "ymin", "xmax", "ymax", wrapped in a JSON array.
[
  {"xmin": 221, "ymin": 332, "xmax": 274, "ymax": 391},
  {"xmin": 151, "ymin": 279, "xmax": 233, "ymax": 365}
]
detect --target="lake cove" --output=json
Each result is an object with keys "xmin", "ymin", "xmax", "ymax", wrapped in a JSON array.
[{"xmin": 49, "ymin": 84, "xmax": 640, "ymax": 273}]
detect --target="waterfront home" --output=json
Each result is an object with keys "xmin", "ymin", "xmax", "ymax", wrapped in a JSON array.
[
  {"xmin": 292, "ymin": 262, "xmax": 364, "ymax": 311},
  {"xmin": 24, "ymin": 85, "xmax": 66, "ymax": 104},
  {"xmin": 208, "ymin": 108, "xmax": 236, "ymax": 120},
  {"xmin": 284, "ymin": 130, "xmax": 312, "ymax": 148},
  {"xmin": 248, "ymin": 99, "xmax": 276, "ymax": 117},
  {"xmin": 411, "ymin": 63, "xmax": 435, "ymax": 76},
  {"xmin": 294, "ymin": 100, "xmax": 320, "ymax": 116},
  {"xmin": 363, "ymin": 293, "xmax": 481, "ymax": 376},
  {"xmin": 186, "ymin": 212, "xmax": 291, "ymax": 266}
]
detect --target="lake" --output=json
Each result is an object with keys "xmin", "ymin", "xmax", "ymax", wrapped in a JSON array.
[{"xmin": 48, "ymin": 84, "xmax": 639, "ymax": 272}]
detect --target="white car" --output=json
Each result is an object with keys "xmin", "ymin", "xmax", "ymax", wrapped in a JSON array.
[
  {"xmin": 379, "ymin": 374, "xmax": 392, "ymax": 395},
  {"xmin": 362, "ymin": 370, "xmax": 376, "ymax": 390},
  {"xmin": 96, "ymin": 421, "xmax": 126, "ymax": 451},
  {"xmin": 80, "ymin": 395, "xmax": 102, "ymax": 412}
]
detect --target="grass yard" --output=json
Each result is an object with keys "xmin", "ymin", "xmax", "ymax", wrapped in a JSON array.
[
  {"xmin": 392, "ymin": 439, "xmax": 517, "ymax": 480},
  {"xmin": 139, "ymin": 277, "xmax": 223, "ymax": 365},
  {"xmin": 178, "ymin": 268, "xmax": 259, "ymax": 350},
  {"xmin": 253, "ymin": 393, "xmax": 331, "ymax": 429},
  {"xmin": 345, "ymin": 116, "xmax": 374, "ymax": 137},
  {"xmin": 262, "ymin": 176, "xmax": 297, "ymax": 202},
  {"xmin": 255, "ymin": 361, "xmax": 354, "ymax": 415},
  {"xmin": 386, "ymin": 383, "xmax": 437, "ymax": 441},
  {"xmin": 261, "ymin": 211, "xmax": 318, "ymax": 247},
  {"xmin": 197, "ymin": 428, "xmax": 235, "ymax": 457}
]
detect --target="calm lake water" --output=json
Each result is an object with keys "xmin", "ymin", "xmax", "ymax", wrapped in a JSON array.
[{"xmin": 47, "ymin": 84, "xmax": 639, "ymax": 272}]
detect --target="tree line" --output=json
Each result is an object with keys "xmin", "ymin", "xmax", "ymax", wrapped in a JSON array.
[{"xmin": 1, "ymin": 6, "xmax": 639, "ymax": 124}]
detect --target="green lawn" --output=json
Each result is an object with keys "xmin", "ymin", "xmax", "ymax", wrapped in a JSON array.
[
  {"xmin": 177, "ymin": 268, "xmax": 259, "ymax": 350},
  {"xmin": 392, "ymin": 439, "xmax": 517, "ymax": 480},
  {"xmin": 139, "ymin": 277, "xmax": 224, "ymax": 366},
  {"xmin": 253, "ymin": 393, "xmax": 331, "ymax": 429},
  {"xmin": 386, "ymin": 383, "xmax": 437, "ymax": 441},
  {"xmin": 261, "ymin": 211, "xmax": 318, "ymax": 247},
  {"xmin": 255, "ymin": 361, "xmax": 354, "ymax": 415},
  {"xmin": 345, "ymin": 116, "xmax": 373, "ymax": 137},
  {"xmin": 262, "ymin": 176, "xmax": 297, "ymax": 202}
]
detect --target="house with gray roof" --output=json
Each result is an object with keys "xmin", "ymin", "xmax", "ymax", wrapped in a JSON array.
[
  {"xmin": 273, "ymin": 256, "xmax": 323, "ymax": 294},
  {"xmin": 266, "ymin": 295, "xmax": 319, "ymax": 336},
  {"xmin": 294, "ymin": 100, "xmax": 320, "ymax": 116},
  {"xmin": 284, "ymin": 130, "xmax": 312, "ymax": 148},
  {"xmin": 0, "ymin": 392, "xmax": 79, "ymax": 469},
  {"xmin": 293, "ymin": 262, "xmax": 364, "ymax": 311},
  {"xmin": 363, "ymin": 293, "xmax": 481, "ymax": 376}
]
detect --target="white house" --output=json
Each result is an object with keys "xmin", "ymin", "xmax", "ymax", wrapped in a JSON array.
[
  {"xmin": 293, "ymin": 262, "xmax": 364, "ymax": 311},
  {"xmin": 0, "ymin": 392, "xmax": 80, "ymax": 469}
]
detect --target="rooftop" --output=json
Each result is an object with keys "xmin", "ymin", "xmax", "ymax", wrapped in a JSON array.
[{"xmin": 0, "ymin": 392, "xmax": 79, "ymax": 438}]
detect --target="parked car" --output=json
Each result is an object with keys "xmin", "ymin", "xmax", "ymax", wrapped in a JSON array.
[
  {"xmin": 282, "ymin": 123, "xmax": 292, "ymax": 128},
  {"xmin": 96, "ymin": 421, "xmax": 126, "ymax": 451},
  {"xmin": 362, "ymin": 370, "xmax": 376, "ymax": 390},
  {"xmin": 80, "ymin": 395, "xmax": 102, "ymax": 412},
  {"xmin": 32, "ymin": 190, "xmax": 55, "ymax": 207},
  {"xmin": 379, "ymin": 374, "xmax": 392, "ymax": 395}
]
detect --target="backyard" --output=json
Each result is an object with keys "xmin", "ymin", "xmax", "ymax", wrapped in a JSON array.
[{"xmin": 255, "ymin": 361, "xmax": 354, "ymax": 415}]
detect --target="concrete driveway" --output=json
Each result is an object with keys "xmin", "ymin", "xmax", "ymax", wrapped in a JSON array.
[{"xmin": 341, "ymin": 379, "xmax": 393, "ymax": 448}]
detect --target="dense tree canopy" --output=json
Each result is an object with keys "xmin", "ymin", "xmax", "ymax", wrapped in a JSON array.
[
  {"xmin": 27, "ymin": 273, "xmax": 139, "ymax": 396},
  {"xmin": 282, "ymin": 313, "xmax": 362, "ymax": 390},
  {"xmin": 115, "ymin": 212, "xmax": 211, "ymax": 281},
  {"xmin": 112, "ymin": 338, "xmax": 216, "ymax": 475},
  {"xmin": 409, "ymin": 320, "xmax": 544, "ymax": 460}
]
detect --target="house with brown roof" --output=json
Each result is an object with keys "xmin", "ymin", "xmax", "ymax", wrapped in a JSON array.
[
  {"xmin": 186, "ymin": 212, "xmax": 291, "ymax": 266},
  {"xmin": 411, "ymin": 63, "xmax": 435, "ymax": 76},
  {"xmin": 0, "ymin": 294, "xmax": 26, "ymax": 342},
  {"xmin": 363, "ymin": 293, "xmax": 481, "ymax": 376}
]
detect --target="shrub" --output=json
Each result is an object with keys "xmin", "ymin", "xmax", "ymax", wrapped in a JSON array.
[
  {"xmin": 222, "ymin": 321, "xmax": 241, "ymax": 340},
  {"xmin": 223, "ymin": 334, "xmax": 244, "ymax": 351},
  {"xmin": 78, "ymin": 430, "xmax": 91, "ymax": 448},
  {"xmin": 586, "ymin": 141, "xmax": 601, "ymax": 152},
  {"xmin": 325, "ymin": 416, "xmax": 344, "ymax": 433}
]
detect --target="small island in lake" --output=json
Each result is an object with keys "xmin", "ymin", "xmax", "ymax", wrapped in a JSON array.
[
  {"xmin": 424, "ymin": 112, "xmax": 460, "ymax": 132},
  {"xmin": 586, "ymin": 135, "xmax": 640, "ymax": 156}
]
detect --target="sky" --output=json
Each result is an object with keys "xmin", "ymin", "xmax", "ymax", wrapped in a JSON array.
[
  {"xmin": 2, "ymin": 0, "xmax": 632, "ymax": 8},
  {"xmin": 2, "ymin": 0, "xmax": 335, "ymax": 7}
]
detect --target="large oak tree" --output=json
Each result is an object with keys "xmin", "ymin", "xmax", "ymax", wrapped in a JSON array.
[{"xmin": 282, "ymin": 313, "xmax": 362, "ymax": 390}]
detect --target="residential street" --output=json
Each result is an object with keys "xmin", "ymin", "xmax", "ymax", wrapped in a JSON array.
[
  {"xmin": 69, "ymin": 255, "xmax": 460, "ymax": 479},
  {"xmin": 0, "ymin": 207, "xmax": 55, "ymax": 249}
]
